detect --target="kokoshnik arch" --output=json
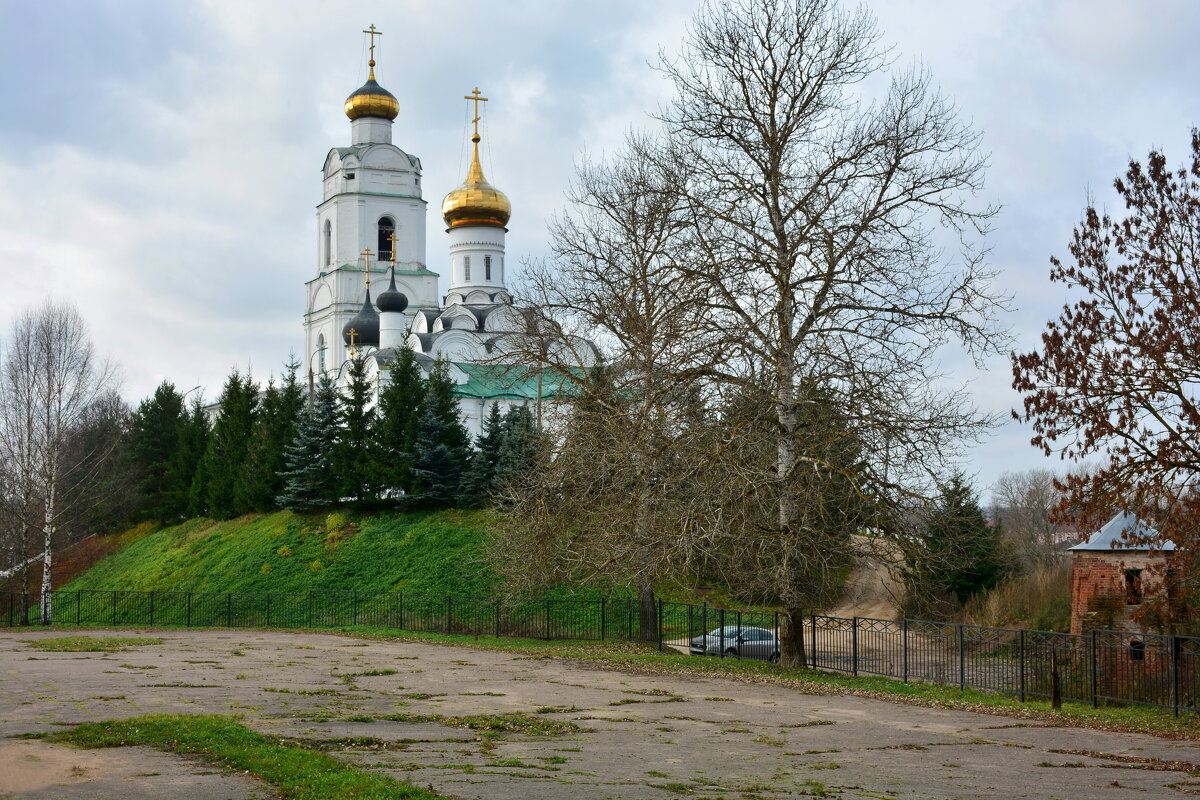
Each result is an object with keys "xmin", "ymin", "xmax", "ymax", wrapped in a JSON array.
[{"xmin": 303, "ymin": 25, "xmax": 595, "ymax": 436}]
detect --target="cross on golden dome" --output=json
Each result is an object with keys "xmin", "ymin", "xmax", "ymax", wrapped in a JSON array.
[
  {"xmin": 362, "ymin": 24, "xmax": 382, "ymax": 76},
  {"xmin": 465, "ymin": 87, "xmax": 488, "ymax": 139}
]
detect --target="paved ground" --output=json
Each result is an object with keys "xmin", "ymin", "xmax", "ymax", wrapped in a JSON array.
[{"xmin": 2, "ymin": 629, "xmax": 1199, "ymax": 799}]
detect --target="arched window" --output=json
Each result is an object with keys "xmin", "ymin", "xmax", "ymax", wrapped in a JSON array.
[
  {"xmin": 317, "ymin": 333, "xmax": 327, "ymax": 373},
  {"xmin": 485, "ymin": 254, "xmax": 492, "ymax": 280},
  {"xmin": 378, "ymin": 216, "xmax": 395, "ymax": 261},
  {"xmin": 323, "ymin": 220, "xmax": 332, "ymax": 265},
  {"xmin": 464, "ymin": 256, "xmax": 471, "ymax": 282}
]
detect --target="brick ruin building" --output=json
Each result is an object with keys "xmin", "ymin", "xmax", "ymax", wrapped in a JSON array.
[{"xmin": 1069, "ymin": 511, "xmax": 1176, "ymax": 636}]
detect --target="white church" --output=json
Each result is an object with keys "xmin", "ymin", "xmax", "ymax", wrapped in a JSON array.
[{"xmin": 302, "ymin": 30, "xmax": 594, "ymax": 436}]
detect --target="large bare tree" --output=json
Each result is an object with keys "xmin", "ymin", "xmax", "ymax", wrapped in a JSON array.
[
  {"xmin": 494, "ymin": 136, "xmax": 718, "ymax": 639},
  {"xmin": 0, "ymin": 301, "xmax": 117, "ymax": 622},
  {"xmin": 644, "ymin": 0, "xmax": 1007, "ymax": 664}
]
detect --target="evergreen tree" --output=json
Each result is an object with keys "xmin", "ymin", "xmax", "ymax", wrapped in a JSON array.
[
  {"xmin": 917, "ymin": 473, "xmax": 1005, "ymax": 606},
  {"xmin": 335, "ymin": 354, "xmax": 377, "ymax": 503},
  {"xmin": 127, "ymin": 381, "xmax": 185, "ymax": 521},
  {"xmin": 193, "ymin": 369, "xmax": 258, "ymax": 519},
  {"xmin": 494, "ymin": 404, "xmax": 540, "ymax": 489},
  {"xmin": 459, "ymin": 402, "xmax": 504, "ymax": 505},
  {"xmin": 371, "ymin": 343, "xmax": 426, "ymax": 497},
  {"xmin": 409, "ymin": 365, "xmax": 470, "ymax": 507},
  {"xmin": 237, "ymin": 358, "xmax": 305, "ymax": 512},
  {"xmin": 172, "ymin": 397, "xmax": 209, "ymax": 519},
  {"xmin": 277, "ymin": 374, "xmax": 341, "ymax": 511}
]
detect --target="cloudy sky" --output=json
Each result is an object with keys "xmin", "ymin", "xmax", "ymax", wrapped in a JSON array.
[{"xmin": 1, "ymin": 0, "xmax": 1197, "ymax": 499}]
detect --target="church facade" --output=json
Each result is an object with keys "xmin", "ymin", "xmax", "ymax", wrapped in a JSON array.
[{"xmin": 302, "ymin": 35, "xmax": 593, "ymax": 436}]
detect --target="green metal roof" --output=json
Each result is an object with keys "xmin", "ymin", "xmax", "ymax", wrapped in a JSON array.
[{"xmin": 451, "ymin": 363, "xmax": 580, "ymax": 401}]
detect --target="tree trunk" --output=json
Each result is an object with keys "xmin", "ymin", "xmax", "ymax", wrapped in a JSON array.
[
  {"xmin": 637, "ymin": 581, "xmax": 657, "ymax": 643},
  {"xmin": 779, "ymin": 601, "xmax": 808, "ymax": 668},
  {"xmin": 40, "ymin": 478, "xmax": 55, "ymax": 625}
]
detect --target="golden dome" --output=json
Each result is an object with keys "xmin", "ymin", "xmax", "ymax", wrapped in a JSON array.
[
  {"xmin": 344, "ymin": 62, "xmax": 399, "ymax": 121},
  {"xmin": 442, "ymin": 133, "xmax": 511, "ymax": 229}
]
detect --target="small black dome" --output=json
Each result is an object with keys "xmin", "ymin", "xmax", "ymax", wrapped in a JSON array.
[
  {"xmin": 376, "ymin": 266, "xmax": 409, "ymax": 313},
  {"xmin": 342, "ymin": 286, "xmax": 380, "ymax": 347}
]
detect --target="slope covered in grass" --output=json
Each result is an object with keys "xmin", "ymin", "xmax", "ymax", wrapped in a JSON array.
[{"xmin": 61, "ymin": 509, "xmax": 500, "ymax": 596}]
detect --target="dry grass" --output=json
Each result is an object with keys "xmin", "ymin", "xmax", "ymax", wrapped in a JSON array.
[{"xmin": 962, "ymin": 561, "xmax": 1071, "ymax": 632}]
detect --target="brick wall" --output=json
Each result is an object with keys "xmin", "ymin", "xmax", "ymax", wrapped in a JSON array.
[{"xmin": 1069, "ymin": 551, "xmax": 1165, "ymax": 635}]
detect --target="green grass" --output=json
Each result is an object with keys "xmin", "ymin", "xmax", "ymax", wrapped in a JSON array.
[
  {"xmin": 26, "ymin": 636, "xmax": 163, "ymax": 652},
  {"xmin": 61, "ymin": 509, "xmax": 500, "ymax": 596},
  {"xmin": 44, "ymin": 714, "xmax": 444, "ymax": 799}
]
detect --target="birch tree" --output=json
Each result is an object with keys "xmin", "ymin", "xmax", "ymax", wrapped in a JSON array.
[{"xmin": 0, "ymin": 301, "xmax": 117, "ymax": 622}]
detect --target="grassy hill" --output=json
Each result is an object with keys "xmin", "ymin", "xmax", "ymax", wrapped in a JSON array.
[{"xmin": 61, "ymin": 509, "xmax": 503, "ymax": 597}]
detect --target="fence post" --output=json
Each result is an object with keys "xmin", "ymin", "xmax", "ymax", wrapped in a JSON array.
[
  {"xmin": 657, "ymin": 600, "xmax": 664, "ymax": 651},
  {"xmin": 1172, "ymin": 636, "xmax": 1181, "ymax": 718},
  {"xmin": 448, "ymin": 596, "xmax": 454, "ymax": 634},
  {"xmin": 1018, "ymin": 629, "xmax": 1026, "ymax": 703},
  {"xmin": 1090, "ymin": 631, "xmax": 1098, "ymax": 709},
  {"xmin": 149, "ymin": 591, "xmax": 155, "ymax": 626},
  {"xmin": 494, "ymin": 599, "xmax": 501, "ymax": 638},
  {"xmin": 227, "ymin": 593, "xmax": 233, "ymax": 628},
  {"xmin": 186, "ymin": 591, "xmax": 192, "ymax": 627},
  {"xmin": 736, "ymin": 610, "xmax": 743, "ymax": 659},
  {"xmin": 719, "ymin": 609, "xmax": 726, "ymax": 658},
  {"xmin": 600, "ymin": 598, "xmax": 607, "ymax": 641},
  {"xmin": 958, "ymin": 624, "xmax": 965, "ymax": 691},
  {"xmin": 112, "ymin": 591, "xmax": 118, "ymax": 626},
  {"xmin": 774, "ymin": 611, "xmax": 780, "ymax": 665},
  {"xmin": 810, "ymin": 613, "xmax": 817, "ymax": 668},
  {"xmin": 852, "ymin": 617, "xmax": 859, "ymax": 676},
  {"xmin": 903, "ymin": 619, "xmax": 909, "ymax": 683},
  {"xmin": 352, "ymin": 590, "xmax": 358, "ymax": 627},
  {"xmin": 545, "ymin": 597, "xmax": 552, "ymax": 640},
  {"xmin": 688, "ymin": 604, "xmax": 694, "ymax": 645},
  {"xmin": 307, "ymin": 592, "xmax": 313, "ymax": 628},
  {"xmin": 266, "ymin": 593, "xmax": 272, "ymax": 627},
  {"xmin": 76, "ymin": 591, "xmax": 82, "ymax": 626}
]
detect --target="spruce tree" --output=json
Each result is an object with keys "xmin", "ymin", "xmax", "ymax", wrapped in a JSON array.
[
  {"xmin": 335, "ymin": 354, "xmax": 377, "ymax": 503},
  {"xmin": 494, "ymin": 404, "xmax": 540, "ymax": 489},
  {"xmin": 127, "ymin": 381, "xmax": 185, "ymax": 521},
  {"xmin": 277, "ymin": 374, "xmax": 341, "ymax": 511},
  {"xmin": 172, "ymin": 397, "xmax": 209, "ymax": 519},
  {"xmin": 193, "ymin": 369, "xmax": 258, "ymax": 519},
  {"xmin": 459, "ymin": 402, "xmax": 504, "ymax": 505},
  {"xmin": 372, "ymin": 343, "xmax": 426, "ymax": 498},
  {"xmin": 919, "ymin": 473, "xmax": 1005, "ymax": 606},
  {"xmin": 237, "ymin": 358, "xmax": 305, "ymax": 512},
  {"xmin": 409, "ymin": 365, "xmax": 470, "ymax": 508}
]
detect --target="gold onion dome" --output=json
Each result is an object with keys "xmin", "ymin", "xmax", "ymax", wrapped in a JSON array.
[
  {"xmin": 442, "ymin": 133, "xmax": 511, "ymax": 229},
  {"xmin": 344, "ymin": 62, "xmax": 399, "ymax": 121}
]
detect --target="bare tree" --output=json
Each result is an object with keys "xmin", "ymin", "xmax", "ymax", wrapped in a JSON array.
[
  {"xmin": 494, "ymin": 136, "xmax": 718, "ymax": 639},
  {"xmin": 644, "ymin": 0, "xmax": 1007, "ymax": 665},
  {"xmin": 0, "ymin": 301, "xmax": 117, "ymax": 622},
  {"xmin": 990, "ymin": 469, "xmax": 1062, "ymax": 570}
]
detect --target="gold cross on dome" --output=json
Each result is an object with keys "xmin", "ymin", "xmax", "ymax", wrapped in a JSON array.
[
  {"xmin": 348, "ymin": 328, "xmax": 359, "ymax": 357},
  {"xmin": 362, "ymin": 24, "xmax": 382, "ymax": 64},
  {"xmin": 388, "ymin": 232, "xmax": 399, "ymax": 261},
  {"xmin": 361, "ymin": 247, "xmax": 373, "ymax": 288},
  {"xmin": 464, "ymin": 87, "xmax": 488, "ymax": 137}
]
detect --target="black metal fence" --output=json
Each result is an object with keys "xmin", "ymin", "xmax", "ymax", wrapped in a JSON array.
[{"xmin": 4, "ymin": 590, "xmax": 1197, "ymax": 715}]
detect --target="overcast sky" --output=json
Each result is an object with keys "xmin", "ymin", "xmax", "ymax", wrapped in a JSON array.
[{"xmin": 1, "ymin": 0, "xmax": 1197, "ymax": 501}]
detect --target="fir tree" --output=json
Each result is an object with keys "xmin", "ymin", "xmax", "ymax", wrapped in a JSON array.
[
  {"xmin": 494, "ymin": 404, "xmax": 541, "ymax": 489},
  {"xmin": 371, "ymin": 343, "xmax": 426, "ymax": 497},
  {"xmin": 238, "ymin": 358, "xmax": 305, "ymax": 512},
  {"xmin": 193, "ymin": 369, "xmax": 258, "ymax": 519},
  {"xmin": 459, "ymin": 402, "xmax": 504, "ymax": 505},
  {"xmin": 127, "ymin": 381, "xmax": 185, "ymax": 521},
  {"xmin": 277, "ymin": 374, "xmax": 341, "ymax": 511},
  {"xmin": 172, "ymin": 397, "xmax": 209, "ymax": 519},
  {"xmin": 409, "ymin": 366, "xmax": 470, "ymax": 507},
  {"xmin": 918, "ymin": 473, "xmax": 1005, "ymax": 606},
  {"xmin": 335, "ymin": 354, "xmax": 377, "ymax": 503}
]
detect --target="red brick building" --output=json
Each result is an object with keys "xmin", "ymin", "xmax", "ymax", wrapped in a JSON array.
[{"xmin": 1068, "ymin": 512, "xmax": 1175, "ymax": 635}]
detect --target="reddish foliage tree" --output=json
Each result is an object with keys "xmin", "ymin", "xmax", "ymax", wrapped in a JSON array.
[{"xmin": 1013, "ymin": 131, "xmax": 1200, "ymax": 623}]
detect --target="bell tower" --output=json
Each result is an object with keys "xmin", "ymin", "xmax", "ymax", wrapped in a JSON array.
[{"xmin": 304, "ymin": 26, "xmax": 440, "ymax": 384}]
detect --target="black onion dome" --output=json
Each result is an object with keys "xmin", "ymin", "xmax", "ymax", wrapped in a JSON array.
[
  {"xmin": 376, "ymin": 266, "xmax": 409, "ymax": 313},
  {"xmin": 342, "ymin": 286, "xmax": 380, "ymax": 347}
]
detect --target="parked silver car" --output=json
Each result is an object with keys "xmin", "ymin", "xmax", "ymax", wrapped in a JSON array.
[{"xmin": 689, "ymin": 625, "xmax": 780, "ymax": 662}]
